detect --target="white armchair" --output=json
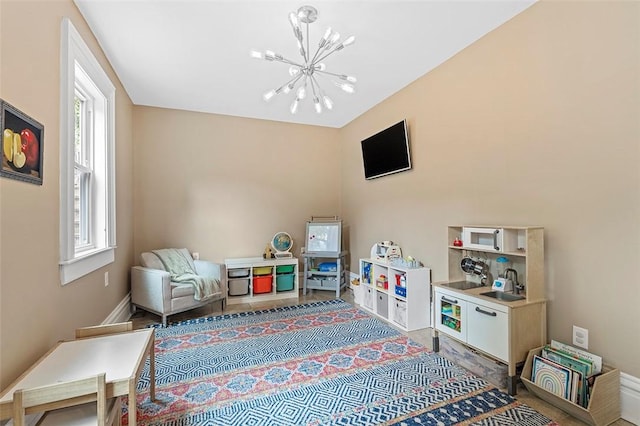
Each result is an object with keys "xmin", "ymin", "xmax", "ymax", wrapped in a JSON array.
[{"xmin": 131, "ymin": 248, "xmax": 227, "ymax": 326}]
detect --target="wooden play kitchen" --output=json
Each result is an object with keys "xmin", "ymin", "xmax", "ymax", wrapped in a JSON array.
[{"xmin": 432, "ymin": 225, "xmax": 547, "ymax": 395}]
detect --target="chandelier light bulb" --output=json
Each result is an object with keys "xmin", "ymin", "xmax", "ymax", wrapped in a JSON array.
[
  {"xmin": 263, "ymin": 90, "xmax": 276, "ymax": 101},
  {"xmin": 296, "ymin": 86, "xmax": 306, "ymax": 100},
  {"xmin": 253, "ymin": 5, "xmax": 356, "ymax": 114},
  {"xmin": 321, "ymin": 27, "xmax": 332, "ymax": 44},
  {"xmin": 290, "ymin": 98, "xmax": 299, "ymax": 114},
  {"xmin": 342, "ymin": 35, "xmax": 355, "ymax": 47},
  {"xmin": 288, "ymin": 12, "xmax": 299, "ymax": 28},
  {"xmin": 323, "ymin": 95, "xmax": 334, "ymax": 110},
  {"xmin": 335, "ymin": 82, "xmax": 355, "ymax": 94}
]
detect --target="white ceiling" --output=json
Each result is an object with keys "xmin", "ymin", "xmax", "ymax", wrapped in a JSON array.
[{"xmin": 74, "ymin": 0, "xmax": 535, "ymax": 128}]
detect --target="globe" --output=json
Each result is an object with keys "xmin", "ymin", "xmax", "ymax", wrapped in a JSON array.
[{"xmin": 272, "ymin": 232, "xmax": 293, "ymax": 253}]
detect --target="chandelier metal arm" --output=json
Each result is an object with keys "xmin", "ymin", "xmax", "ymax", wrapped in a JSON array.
[
  {"xmin": 314, "ymin": 69, "xmax": 353, "ymax": 81},
  {"xmin": 253, "ymin": 5, "xmax": 356, "ymax": 114},
  {"xmin": 280, "ymin": 73, "xmax": 304, "ymax": 92},
  {"xmin": 266, "ymin": 53, "xmax": 305, "ymax": 68},
  {"xmin": 304, "ymin": 22, "xmax": 311, "ymax": 63},
  {"xmin": 315, "ymin": 46, "xmax": 344, "ymax": 66},
  {"xmin": 309, "ymin": 42, "xmax": 333, "ymax": 66}
]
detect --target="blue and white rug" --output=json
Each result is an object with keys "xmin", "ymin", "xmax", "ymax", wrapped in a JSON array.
[{"xmin": 126, "ymin": 299, "xmax": 557, "ymax": 426}]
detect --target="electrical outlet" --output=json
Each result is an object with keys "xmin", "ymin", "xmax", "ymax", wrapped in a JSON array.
[
  {"xmin": 192, "ymin": 252, "xmax": 200, "ymax": 260},
  {"xmin": 572, "ymin": 325, "xmax": 589, "ymax": 349},
  {"xmin": 104, "ymin": 271, "xmax": 109, "ymax": 287}
]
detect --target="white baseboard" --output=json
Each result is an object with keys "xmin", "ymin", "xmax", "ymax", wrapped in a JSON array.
[
  {"xmin": 102, "ymin": 292, "xmax": 132, "ymax": 324},
  {"xmin": 621, "ymin": 371, "xmax": 640, "ymax": 424}
]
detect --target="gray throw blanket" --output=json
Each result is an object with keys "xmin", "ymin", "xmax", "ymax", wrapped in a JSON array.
[{"xmin": 152, "ymin": 249, "xmax": 220, "ymax": 301}]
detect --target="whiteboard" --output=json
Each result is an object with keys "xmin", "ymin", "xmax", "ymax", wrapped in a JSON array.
[{"xmin": 305, "ymin": 221, "xmax": 342, "ymax": 255}]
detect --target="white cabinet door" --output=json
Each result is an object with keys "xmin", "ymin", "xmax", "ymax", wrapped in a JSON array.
[
  {"xmin": 467, "ymin": 301, "xmax": 509, "ymax": 362},
  {"xmin": 434, "ymin": 290, "xmax": 467, "ymax": 341}
]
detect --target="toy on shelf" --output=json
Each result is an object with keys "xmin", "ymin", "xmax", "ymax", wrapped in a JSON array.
[
  {"xmin": 271, "ymin": 232, "xmax": 293, "ymax": 259},
  {"xmin": 370, "ymin": 241, "xmax": 402, "ymax": 262},
  {"xmin": 390, "ymin": 256, "xmax": 422, "ymax": 269}
]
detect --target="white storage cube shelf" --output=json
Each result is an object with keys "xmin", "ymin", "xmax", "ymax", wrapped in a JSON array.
[
  {"xmin": 358, "ymin": 258, "xmax": 431, "ymax": 331},
  {"xmin": 224, "ymin": 257, "xmax": 299, "ymax": 305}
]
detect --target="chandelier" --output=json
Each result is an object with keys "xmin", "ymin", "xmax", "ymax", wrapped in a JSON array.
[{"xmin": 250, "ymin": 5, "xmax": 356, "ymax": 114}]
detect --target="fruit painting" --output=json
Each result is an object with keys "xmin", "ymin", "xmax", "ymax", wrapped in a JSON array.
[{"xmin": 1, "ymin": 100, "xmax": 44, "ymax": 185}]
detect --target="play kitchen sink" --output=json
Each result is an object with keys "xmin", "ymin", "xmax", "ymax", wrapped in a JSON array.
[{"xmin": 479, "ymin": 291, "xmax": 525, "ymax": 302}]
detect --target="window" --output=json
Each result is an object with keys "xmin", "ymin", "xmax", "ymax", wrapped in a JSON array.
[{"xmin": 59, "ymin": 18, "xmax": 116, "ymax": 285}]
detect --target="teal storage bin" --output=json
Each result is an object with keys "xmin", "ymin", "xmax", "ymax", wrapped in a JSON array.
[
  {"xmin": 276, "ymin": 274, "xmax": 295, "ymax": 291},
  {"xmin": 276, "ymin": 265, "xmax": 295, "ymax": 274}
]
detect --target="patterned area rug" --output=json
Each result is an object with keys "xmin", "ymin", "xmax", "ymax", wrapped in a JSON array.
[{"xmin": 125, "ymin": 300, "xmax": 557, "ymax": 425}]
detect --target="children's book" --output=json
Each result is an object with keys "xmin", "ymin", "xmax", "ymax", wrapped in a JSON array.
[
  {"xmin": 542, "ymin": 344, "xmax": 591, "ymax": 407},
  {"xmin": 550, "ymin": 340, "xmax": 602, "ymax": 375},
  {"xmin": 532, "ymin": 355, "xmax": 573, "ymax": 400}
]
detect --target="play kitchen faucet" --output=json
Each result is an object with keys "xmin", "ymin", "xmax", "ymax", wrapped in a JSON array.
[{"xmin": 504, "ymin": 268, "xmax": 525, "ymax": 294}]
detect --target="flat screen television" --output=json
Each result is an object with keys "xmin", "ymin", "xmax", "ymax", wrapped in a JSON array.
[
  {"xmin": 305, "ymin": 221, "xmax": 342, "ymax": 256},
  {"xmin": 360, "ymin": 119, "xmax": 411, "ymax": 180}
]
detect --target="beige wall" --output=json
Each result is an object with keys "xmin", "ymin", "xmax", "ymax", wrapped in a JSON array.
[
  {"xmin": 340, "ymin": 1, "xmax": 639, "ymax": 377},
  {"xmin": 0, "ymin": 0, "xmax": 638, "ymax": 393},
  {"xmin": 0, "ymin": 0, "xmax": 134, "ymax": 388},
  {"xmin": 132, "ymin": 107, "xmax": 340, "ymax": 263}
]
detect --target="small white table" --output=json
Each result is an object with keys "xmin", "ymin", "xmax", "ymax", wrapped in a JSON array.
[{"xmin": 0, "ymin": 328, "xmax": 155, "ymax": 426}]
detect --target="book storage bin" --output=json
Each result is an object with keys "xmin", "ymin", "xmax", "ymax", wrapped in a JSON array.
[
  {"xmin": 521, "ymin": 347, "xmax": 620, "ymax": 426},
  {"xmin": 253, "ymin": 275, "xmax": 273, "ymax": 294}
]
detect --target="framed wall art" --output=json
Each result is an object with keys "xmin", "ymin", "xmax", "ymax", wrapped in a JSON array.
[{"xmin": 1, "ymin": 99, "xmax": 44, "ymax": 185}]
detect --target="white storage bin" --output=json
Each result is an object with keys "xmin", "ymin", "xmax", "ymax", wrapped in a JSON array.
[
  {"xmin": 363, "ymin": 286, "xmax": 374, "ymax": 309},
  {"xmin": 228, "ymin": 268, "xmax": 250, "ymax": 278},
  {"xmin": 393, "ymin": 299, "xmax": 407, "ymax": 327}
]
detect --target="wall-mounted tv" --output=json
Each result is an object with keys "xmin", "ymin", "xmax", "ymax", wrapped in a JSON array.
[{"xmin": 360, "ymin": 119, "xmax": 411, "ymax": 180}]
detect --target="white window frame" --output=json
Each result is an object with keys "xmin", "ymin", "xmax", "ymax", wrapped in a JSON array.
[{"xmin": 59, "ymin": 18, "xmax": 116, "ymax": 285}]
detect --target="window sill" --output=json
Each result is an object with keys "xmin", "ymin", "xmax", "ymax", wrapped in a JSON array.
[{"xmin": 59, "ymin": 247, "xmax": 115, "ymax": 285}]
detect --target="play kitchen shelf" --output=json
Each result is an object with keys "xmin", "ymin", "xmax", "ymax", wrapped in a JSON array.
[
  {"xmin": 224, "ymin": 257, "xmax": 299, "ymax": 305},
  {"xmin": 359, "ymin": 258, "xmax": 431, "ymax": 332},
  {"xmin": 447, "ymin": 225, "xmax": 545, "ymax": 303},
  {"xmin": 433, "ymin": 225, "xmax": 547, "ymax": 395}
]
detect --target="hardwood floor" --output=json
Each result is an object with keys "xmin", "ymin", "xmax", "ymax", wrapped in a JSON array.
[{"xmin": 130, "ymin": 288, "xmax": 632, "ymax": 426}]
